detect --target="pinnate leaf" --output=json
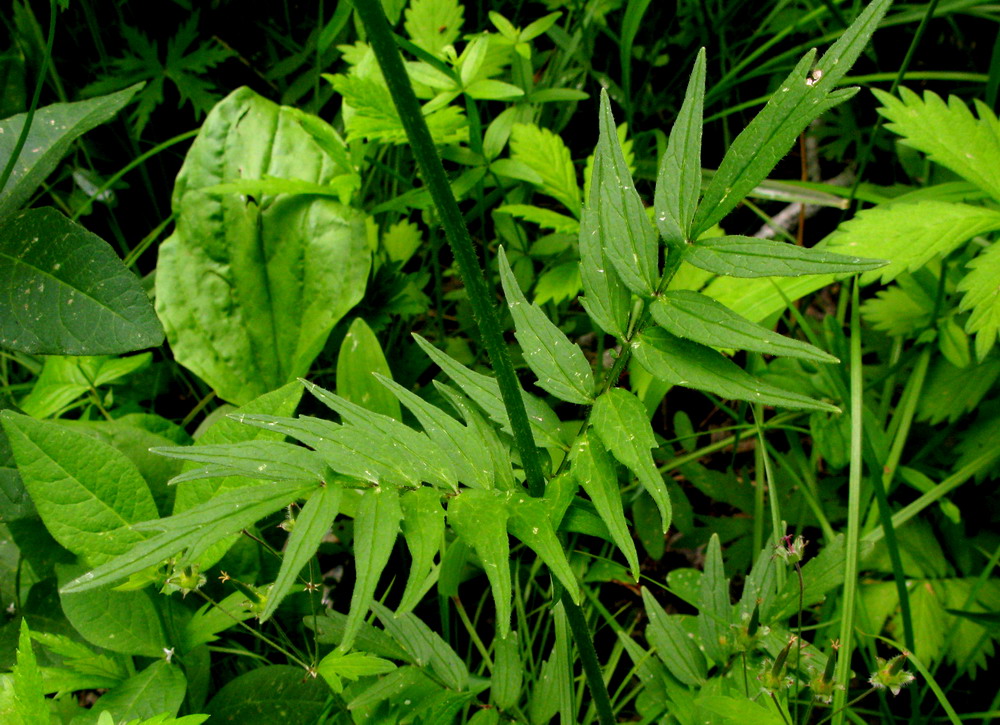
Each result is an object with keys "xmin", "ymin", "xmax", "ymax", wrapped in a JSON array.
[{"xmin": 337, "ymin": 317, "xmax": 401, "ymax": 420}]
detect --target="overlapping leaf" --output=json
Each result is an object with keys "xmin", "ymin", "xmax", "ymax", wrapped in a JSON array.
[{"xmin": 684, "ymin": 235, "xmax": 886, "ymax": 278}]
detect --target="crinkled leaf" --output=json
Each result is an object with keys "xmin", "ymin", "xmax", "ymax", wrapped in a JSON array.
[
  {"xmin": 651, "ymin": 290, "xmax": 837, "ymax": 362},
  {"xmin": 593, "ymin": 90, "xmax": 658, "ymax": 296},
  {"xmin": 336, "ymin": 317, "xmax": 401, "ymax": 420},
  {"xmin": 690, "ymin": 0, "xmax": 891, "ymax": 235},
  {"xmin": 498, "ymin": 247, "xmax": 594, "ymax": 404},
  {"xmin": 0, "ymin": 84, "xmax": 142, "ymax": 217},
  {"xmin": 570, "ymin": 433, "xmax": 639, "ymax": 580},
  {"xmin": 633, "ymin": 328, "xmax": 838, "ymax": 411},
  {"xmin": 339, "ymin": 487, "xmax": 401, "ymax": 652},
  {"xmin": 578, "ymin": 207, "xmax": 631, "ymax": 339},
  {"xmin": 260, "ymin": 485, "xmax": 342, "ymax": 622},
  {"xmin": 156, "ymin": 87, "xmax": 370, "ymax": 405},
  {"xmin": 398, "ymin": 488, "xmax": 446, "ymax": 614},
  {"xmin": 0, "ymin": 208, "xmax": 164, "ymax": 354},
  {"xmin": 684, "ymin": 235, "xmax": 886, "ymax": 278},
  {"xmin": 590, "ymin": 389, "xmax": 671, "ymax": 533},
  {"xmin": 1, "ymin": 412, "xmax": 156, "ymax": 566},
  {"xmin": 448, "ymin": 489, "xmax": 511, "ymax": 638},
  {"xmin": 655, "ymin": 48, "xmax": 705, "ymax": 246}
]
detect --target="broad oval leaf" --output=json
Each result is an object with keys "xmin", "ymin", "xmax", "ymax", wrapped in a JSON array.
[
  {"xmin": 0, "ymin": 208, "xmax": 164, "ymax": 354},
  {"xmin": 683, "ymin": 236, "xmax": 886, "ymax": 278},
  {"xmin": 79, "ymin": 660, "xmax": 187, "ymax": 724},
  {"xmin": 498, "ymin": 247, "xmax": 594, "ymax": 404},
  {"xmin": 205, "ymin": 665, "xmax": 328, "ymax": 724},
  {"xmin": 651, "ymin": 290, "xmax": 837, "ymax": 363},
  {"xmin": 590, "ymin": 389, "xmax": 671, "ymax": 534},
  {"xmin": 156, "ymin": 87, "xmax": 370, "ymax": 405},
  {"xmin": 0, "ymin": 83, "xmax": 142, "ymax": 217},
  {"xmin": 632, "ymin": 327, "xmax": 838, "ymax": 412}
]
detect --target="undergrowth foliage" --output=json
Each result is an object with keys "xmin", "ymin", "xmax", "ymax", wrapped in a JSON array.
[{"xmin": 2, "ymin": 0, "xmax": 1000, "ymax": 723}]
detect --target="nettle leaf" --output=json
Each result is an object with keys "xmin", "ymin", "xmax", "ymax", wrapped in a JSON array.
[
  {"xmin": 303, "ymin": 379, "xmax": 457, "ymax": 489},
  {"xmin": 317, "ymin": 650, "xmax": 397, "ymax": 695},
  {"xmin": 413, "ymin": 334, "xmax": 564, "ymax": 450},
  {"xmin": 0, "ymin": 84, "xmax": 141, "ymax": 217},
  {"xmin": 339, "ymin": 486, "xmax": 402, "ymax": 652},
  {"xmin": 861, "ymin": 277, "xmax": 935, "ymax": 337},
  {"xmin": 590, "ymin": 388, "xmax": 671, "ymax": 533},
  {"xmin": 447, "ymin": 489, "xmax": 512, "ymax": 637},
  {"xmin": 8, "ymin": 620, "xmax": 47, "ymax": 725},
  {"xmin": 825, "ymin": 201, "xmax": 1000, "ymax": 285},
  {"xmin": 1, "ymin": 412, "xmax": 157, "ymax": 566},
  {"xmin": 260, "ymin": 485, "xmax": 342, "ymax": 622},
  {"xmin": 632, "ymin": 328, "xmax": 838, "ymax": 412},
  {"xmin": 655, "ymin": 48, "xmax": 705, "ymax": 246},
  {"xmin": 405, "ymin": 0, "xmax": 464, "ymax": 59},
  {"xmin": 498, "ymin": 248, "xmax": 594, "ymax": 404},
  {"xmin": 917, "ymin": 356, "xmax": 1000, "ymax": 425},
  {"xmin": 337, "ymin": 317, "xmax": 401, "ymax": 420},
  {"xmin": 156, "ymin": 87, "xmax": 370, "ymax": 405},
  {"xmin": 509, "ymin": 123, "xmax": 580, "ymax": 215},
  {"xmin": 578, "ymin": 207, "xmax": 631, "ymax": 339},
  {"xmin": 875, "ymin": 87, "xmax": 1000, "ymax": 200},
  {"xmin": 375, "ymin": 374, "xmax": 494, "ymax": 489},
  {"xmin": 0, "ymin": 209, "xmax": 164, "ymax": 355},
  {"xmin": 570, "ymin": 433, "xmax": 640, "ymax": 580},
  {"xmin": 690, "ymin": 0, "xmax": 891, "ymax": 236},
  {"xmin": 496, "ymin": 204, "xmax": 580, "ymax": 234},
  {"xmin": 651, "ymin": 291, "xmax": 837, "ymax": 363},
  {"xmin": 684, "ymin": 235, "xmax": 886, "ymax": 278},
  {"xmin": 593, "ymin": 90, "xmax": 659, "ymax": 296},
  {"xmin": 398, "ymin": 488, "xmax": 446, "ymax": 614},
  {"xmin": 61, "ymin": 481, "xmax": 316, "ymax": 593},
  {"xmin": 958, "ymin": 242, "xmax": 1000, "ymax": 360}
]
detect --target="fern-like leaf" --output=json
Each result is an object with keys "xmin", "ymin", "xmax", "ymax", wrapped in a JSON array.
[{"xmin": 958, "ymin": 241, "xmax": 1000, "ymax": 360}]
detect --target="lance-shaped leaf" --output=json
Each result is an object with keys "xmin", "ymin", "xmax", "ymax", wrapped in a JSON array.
[
  {"xmin": 61, "ymin": 481, "xmax": 315, "ymax": 593},
  {"xmin": 1, "ymin": 411, "xmax": 157, "ymax": 566},
  {"xmin": 690, "ymin": 0, "xmax": 892, "ymax": 236},
  {"xmin": 578, "ymin": 207, "xmax": 630, "ymax": 339},
  {"xmin": 398, "ymin": 487, "xmax": 446, "ymax": 614},
  {"xmin": 633, "ymin": 327, "xmax": 838, "ymax": 412},
  {"xmin": 655, "ymin": 48, "xmax": 706, "ymax": 246},
  {"xmin": 498, "ymin": 247, "xmax": 594, "ymax": 405},
  {"xmin": 642, "ymin": 588, "xmax": 707, "ymax": 686},
  {"xmin": 9, "ymin": 620, "xmax": 47, "ymax": 725},
  {"xmin": 0, "ymin": 83, "xmax": 142, "ymax": 217},
  {"xmin": 684, "ymin": 236, "xmax": 886, "ymax": 278},
  {"xmin": 374, "ymin": 375, "xmax": 493, "ymax": 490},
  {"xmin": 260, "ymin": 484, "xmax": 342, "ymax": 622},
  {"xmin": 337, "ymin": 317, "xmax": 401, "ymax": 420},
  {"xmin": 594, "ymin": 89, "xmax": 659, "ymax": 296},
  {"xmin": 370, "ymin": 601, "xmax": 469, "ymax": 691},
  {"xmin": 699, "ymin": 534, "xmax": 731, "ymax": 664},
  {"xmin": 154, "ymin": 440, "xmax": 329, "ymax": 483},
  {"xmin": 570, "ymin": 433, "xmax": 640, "ymax": 580},
  {"xmin": 436, "ymin": 383, "xmax": 516, "ymax": 491},
  {"xmin": 302, "ymin": 379, "xmax": 457, "ymax": 489},
  {"xmin": 506, "ymin": 494, "xmax": 581, "ymax": 604},
  {"xmin": 339, "ymin": 486, "xmax": 402, "ymax": 652},
  {"xmin": 413, "ymin": 334, "xmax": 564, "ymax": 450},
  {"xmin": 651, "ymin": 290, "xmax": 837, "ymax": 363},
  {"xmin": 0, "ymin": 209, "xmax": 164, "ymax": 355},
  {"xmin": 590, "ymin": 389, "xmax": 671, "ymax": 533},
  {"xmin": 448, "ymin": 489, "xmax": 512, "ymax": 638},
  {"xmin": 491, "ymin": 629, "xmax": 522, "ymax": 710}
]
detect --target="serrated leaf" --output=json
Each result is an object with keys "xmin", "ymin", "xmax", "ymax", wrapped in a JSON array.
[
  {"xmin": 61, "ymin": 481, "xmax": 315, "ymax": 593},
  {"xmin": 594, "ymin": 90, "xmax": 658, "ymax": 296},
  {"xmin": 875, "ymin": 87, "xmax": 1000, "ymax": 200},
  {"xmin": 690, "ymin": 0, "xmax": 891, "ymax": 236},
  {"xmin": 534, "ymin": 262, "xmax": 581, "ymax": 307},
  {"xmin": 684, "ymin": 235, "xmax": 886, "ymax": 278},
  {"xmin": 917, "ymin": 356, "xmax": 1000, "ymax": 424},
  {"xmin": 651, "ymin": 291, "xmax": 837, "ymax": 362},
  {"xmin": 825, "ymin": 201, "xmax": 1000, "ymax": 285},
  {"xmin": 578, "ymin": 207, "xmax": 631, "ymax": 339},
  {"xmin": 413, "ymin": 334, "xmax": 564, "ymax": 450},
  {"xmin": 496, "ymin": 204, "xmax": 580, "ymax": 234},
  {"xmin": 8, "ymin": 620, "xmax": 47, "ymax": 725},
  {"xmin": 316, "ymin": 650, "xmax": 396, "ymax": 695},
  {"xmin": 570, "ymin": 433, "xmax": 640, "ymax": 579},
  {"xmin": 0, "ymin": 209, "xmax": 164, "ymax": 354},
  {"xmin": 337, "ymin": 317, "xmax": 401, "ymax": 420},
  {"xmin": 398, "ymin": 488, "xmax": 446, "ymax": 614},
  {"xmin": 498, "ymin": 247, "xmax": 594, "ymax": 404},
  {"xmin": 405, "ymin": 0, "xmax": 464, "ymax": 59},
  {"xmin": 510, "ymin": 123, "xmax": 580, "ymax": 215},
  {"xmin": 632, "ymin": 328, "xmax": 838, "ymax": 412},
  {"xmin": 590, "ymin": 389, "xmax": 671, "ymax": 533},
  {"xmin": 1, "ymin": 412, "xmax": 157, "ymax": 566},
  {"xmin": 448, "ymin": 489, "xmax": 512, "ymax": 638},
  {"xmin": 260, "ymin": 485, "xmax": 341, "ymax": 622},
  {"xmin": 180, "ymin": 592, "xmax": 255, "ymax": 652},
  {"xmin": 339, "ymin": 487, "xmax": 401, "ymax": 652},
  {"xmin": 861, "ymin": 278, "xmax": 935, "ymax": 336},
  {"xmin": 655, "ymin": 48, "xmax": 705, "ymax": 246},
  {"xmin": 0, "ymin": 84, "xmax": 142, "ymax": 216},
  {"xmin": 958, "ymin": 241, "xmax": 1000, "ymax": 360}
]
